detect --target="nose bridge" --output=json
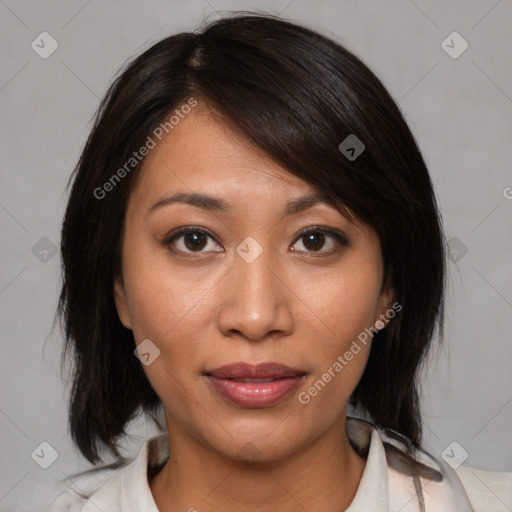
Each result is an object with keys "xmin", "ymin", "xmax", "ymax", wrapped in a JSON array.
[
  {"xmin": 237, "ymin": 242, "xmax": 276, "ymax": 303},
  {"xmin": 217, "ymin": 237, "xmax": 292, "ymax": 341}
]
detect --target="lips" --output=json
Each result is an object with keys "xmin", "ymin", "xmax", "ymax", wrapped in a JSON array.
[{"xmin": 204, "ymin": 362, "xmax": 306, "ymax": 408}]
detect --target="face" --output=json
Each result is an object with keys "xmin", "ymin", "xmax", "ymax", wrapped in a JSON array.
[{"xmin": 113, "ymin": 103, "xmax": 394, "ymax": 462}]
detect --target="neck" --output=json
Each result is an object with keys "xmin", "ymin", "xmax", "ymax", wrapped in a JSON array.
[{"xmin": 149, "ymin": 415, "xmax": 367, "ymax": 512}]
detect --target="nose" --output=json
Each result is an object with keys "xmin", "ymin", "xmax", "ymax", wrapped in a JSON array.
[{"xmin": 217, "ymin": 243, "xmax": 294, "ymax": 342}]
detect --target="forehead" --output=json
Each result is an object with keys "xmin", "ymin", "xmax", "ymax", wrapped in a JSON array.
[{"xmin": 130, "ymin": 104, "xmax": 320, "ymax": 204}]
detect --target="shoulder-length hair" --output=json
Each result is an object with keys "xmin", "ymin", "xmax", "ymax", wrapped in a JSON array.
[{"xmin": 57, "ymin": 11, "xmax": 446, "ymax": 466}]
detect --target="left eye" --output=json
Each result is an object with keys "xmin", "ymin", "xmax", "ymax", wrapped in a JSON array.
[{"xmin": 291, "ymin": 228, "xmax": 346, "ymax": 254}]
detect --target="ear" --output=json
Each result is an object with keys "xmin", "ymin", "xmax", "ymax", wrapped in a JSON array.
[
  {"xmin": 113, "ymin": 274, "xmax": 132, "ymax": 329},
  {"xmin": 374, "ymin": 273, "xmax": 396, "ymax": 331}
]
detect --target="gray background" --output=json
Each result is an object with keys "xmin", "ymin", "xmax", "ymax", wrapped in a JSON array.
[{"xmin": 1, "ymin": 0, "xmax": 511, "ymax": 509}]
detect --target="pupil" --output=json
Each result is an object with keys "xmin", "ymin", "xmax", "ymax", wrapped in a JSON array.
[
  {"xmin": 304, "ymin": 232, "xmax": 324, "ymax": 251},
  {"xmin": 185, "ymin": 232, "xmax": 207, "ymax": 251}
]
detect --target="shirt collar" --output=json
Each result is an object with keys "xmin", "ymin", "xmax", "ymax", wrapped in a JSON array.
[{"xmin": 346, "ymin": 419, "xmax": 389, "ymax": 511}]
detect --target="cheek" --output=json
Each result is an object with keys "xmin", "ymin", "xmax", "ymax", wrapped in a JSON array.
[
  {"xmin": 294, "ymin": 264, "xmax": 380, "ymax": 408},
  {"xmin": 121, "ymin": 236, "xmax": 217, "ymax": 341},
  {"xmin": 300, "ymin": 263, "xmax": 382, "ymax": 353},
  {"xmin": 120, "ymin": 239, "xmax": 219, "ymax": 394}
]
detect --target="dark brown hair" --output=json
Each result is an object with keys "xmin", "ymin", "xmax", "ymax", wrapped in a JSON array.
[{"xmin": 57, "ymin": 11, "xmax": 446, "ymax": 471}]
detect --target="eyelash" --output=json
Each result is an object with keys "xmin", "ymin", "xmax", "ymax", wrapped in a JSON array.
[{"xmin": 162, "ymin": 225, "xmax": 349, "ymax": 258}]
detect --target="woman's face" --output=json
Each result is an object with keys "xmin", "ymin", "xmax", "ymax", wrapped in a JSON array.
[{"xmin": 114, "ymin": 103, "xmax": 394, "ymax": 462}]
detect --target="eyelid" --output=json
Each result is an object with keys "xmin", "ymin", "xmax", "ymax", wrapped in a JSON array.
[
  {"xmin": 292, "ymin": 225, "xmax": 349, "ymax": 247},
  {"xmin": 162, "ymin": 225, "xmax": 221, "ymax": 250}
]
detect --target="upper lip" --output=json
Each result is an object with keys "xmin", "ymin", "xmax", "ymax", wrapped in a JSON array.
[{"xmin": 204, "ymin": 362, "xmax": 306, "ymax": 380}]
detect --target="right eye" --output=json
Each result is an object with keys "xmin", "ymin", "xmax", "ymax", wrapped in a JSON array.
[{"xmin": 163, "ymin": 227, "xmax": 224, "ymax": 255}]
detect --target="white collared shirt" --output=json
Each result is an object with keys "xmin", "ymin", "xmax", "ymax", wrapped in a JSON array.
[{"xmin": 42, "ymin": 416, "xmax": 511, "ymax": 512}]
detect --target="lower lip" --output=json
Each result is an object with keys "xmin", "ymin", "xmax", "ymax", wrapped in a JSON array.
[{"xmin": 207, "ymin": 375, "xmax": 303, "ymax": 408}]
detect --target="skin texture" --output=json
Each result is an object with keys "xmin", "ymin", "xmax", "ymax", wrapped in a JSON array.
[{"xmin": 113, "ymin": 102, "xmax": 395, "ymax": 512}]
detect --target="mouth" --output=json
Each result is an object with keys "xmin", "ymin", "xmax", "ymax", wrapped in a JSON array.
[{"xmin": 204, "ymin": 362, "xmax": 307, "ymax": 408}]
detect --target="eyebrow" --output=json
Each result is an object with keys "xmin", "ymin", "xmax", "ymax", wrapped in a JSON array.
[{"xmin": 147, "ymin": 191, "xmax": 340, "ymax": 218}]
